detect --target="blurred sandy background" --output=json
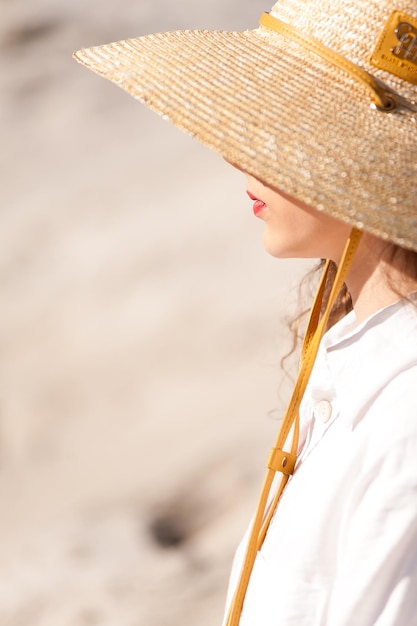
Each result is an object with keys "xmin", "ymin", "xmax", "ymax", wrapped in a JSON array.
[{"xmin": 0, "ymin": 1, "xmax": 311, "ymax": 624}]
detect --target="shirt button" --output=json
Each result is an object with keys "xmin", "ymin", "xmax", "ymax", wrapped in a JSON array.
[{"xmin": 314, "ymin": 400, "xmax": 333, "ymax": 423}]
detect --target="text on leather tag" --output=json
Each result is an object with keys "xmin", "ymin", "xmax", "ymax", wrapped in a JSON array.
[{"xmin": 370, "ymin": 10, "xmax": 417, "ymax": 85}]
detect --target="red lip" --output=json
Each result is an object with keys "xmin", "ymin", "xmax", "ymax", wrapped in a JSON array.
[{"xmin": 247, "ymin": 190, "xmax": 266, "ymax": 216}]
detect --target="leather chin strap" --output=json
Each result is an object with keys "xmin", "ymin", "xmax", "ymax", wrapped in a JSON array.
[{"xmin": 225, "ymin": 227, "xmax": 362, "ymax": 626}]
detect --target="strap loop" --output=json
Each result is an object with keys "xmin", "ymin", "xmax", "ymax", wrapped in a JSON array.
[
  {"xmin": 259, "ymin": 12, "xmax": 396, "ymax": 112},
  {"xmin": 267, "ymin": 448, "xmax": 297, "ymax": 475}
]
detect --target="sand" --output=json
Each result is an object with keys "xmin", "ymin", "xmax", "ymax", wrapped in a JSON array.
[{"xmin": 0, "ymin": 1, "xmax": 311, "ymax": 624}]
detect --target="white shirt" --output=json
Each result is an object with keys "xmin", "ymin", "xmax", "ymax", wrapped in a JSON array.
[{"xmin": 224, "ymin": 297, "xmax": 417, "ymax": 626}]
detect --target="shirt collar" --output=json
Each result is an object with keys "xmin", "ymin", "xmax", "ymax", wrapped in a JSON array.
[
  {"xmin": 324, "ymin": 291, "xmax": 417, "ymax": 350},
  {"xmin": 301, "ymin": 296, "xmax": 417, "ymax": 435}
]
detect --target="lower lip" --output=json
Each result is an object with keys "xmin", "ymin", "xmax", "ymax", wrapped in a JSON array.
[{"xmin": 253, "ymin": 200, "xmax": 266, "ymax": 216}]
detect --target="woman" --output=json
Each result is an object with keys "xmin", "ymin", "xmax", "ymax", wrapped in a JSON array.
[{"xmin": 74, "ymin": 0, "xmax": 417, "ymax": 623}]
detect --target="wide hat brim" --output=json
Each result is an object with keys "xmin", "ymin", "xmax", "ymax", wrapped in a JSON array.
[{"xmin": 74, "ymin": 21, "xmax": 417, "ymax": 252}]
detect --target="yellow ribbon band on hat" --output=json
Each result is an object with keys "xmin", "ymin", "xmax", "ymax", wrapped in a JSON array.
[
  {"xmin": 225, "ymin": 227, "xmax": 363, "ymax": 626},
  {"xmin": 259, "ymin": 12, "xmax": 396, "ymax": 111}
]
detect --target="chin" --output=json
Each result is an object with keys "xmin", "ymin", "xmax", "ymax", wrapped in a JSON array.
[
  {"xmin": 262, "ymin": 232, "xmax": 328, "ymax": 260},
  {"xmin": 262, "ymin": 233, "xmax": 296, "ymax": 259}
]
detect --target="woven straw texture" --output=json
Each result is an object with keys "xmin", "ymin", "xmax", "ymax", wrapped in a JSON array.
[{"xmin": 74, "ymin": 0, "xmax": 417, "ymax": 251}]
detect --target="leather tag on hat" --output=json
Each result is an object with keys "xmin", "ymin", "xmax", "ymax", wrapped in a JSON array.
[{"xmin": 370, "ymin": 10, "xmax": 417, "ymax": 85}]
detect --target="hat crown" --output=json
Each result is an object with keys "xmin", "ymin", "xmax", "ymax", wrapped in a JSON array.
[{"xmin": 270, "ymin": 0, "xmax": 417, "ymax": 99}]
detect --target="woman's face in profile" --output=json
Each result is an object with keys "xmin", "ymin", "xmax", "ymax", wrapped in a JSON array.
[{"xmin": 244, "ymin": 173, "xmax": 352, "ymax": 262}]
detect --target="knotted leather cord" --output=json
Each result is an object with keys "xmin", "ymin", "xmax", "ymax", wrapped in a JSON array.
[
  {"xmin": 259, "ymin": 12, "xmax": 396, "ymax": 111},
  {"xmin": 225, "ymin": 228, "xmax": 362, "ymax": 626}
]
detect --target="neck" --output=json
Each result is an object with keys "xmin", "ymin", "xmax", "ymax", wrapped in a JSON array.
[{"xmin": 345, "ymin": 234, "xmax": 417, "ymax": 323}]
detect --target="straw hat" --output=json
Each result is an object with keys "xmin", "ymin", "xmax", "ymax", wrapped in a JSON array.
[{"xmin": 74, "ymin": 0, "xmax": 417, "ymax": 252}]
